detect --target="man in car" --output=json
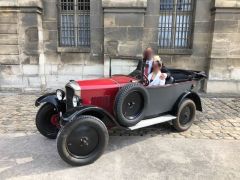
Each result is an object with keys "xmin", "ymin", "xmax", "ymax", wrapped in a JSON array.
[
  {"xmin": 143, "ymin": 48, "xmax": 154, "ymax": 76},
  {"xmin": 143, "ymin": 48, "xmax": 170, "ymax": 76},
  {"xmin": 129, "ymin": 48, "xmax": 170, "ymax": 82}
]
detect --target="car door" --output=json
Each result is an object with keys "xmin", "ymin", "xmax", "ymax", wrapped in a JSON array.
[{"xmin": 144, "ymin": 81, "xmax": 193, "ymax": 118}]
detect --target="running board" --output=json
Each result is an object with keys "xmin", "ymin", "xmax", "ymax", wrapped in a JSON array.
[{"xmin": 128, "ymin": 115, "xmax": 176, "ymax": 130}]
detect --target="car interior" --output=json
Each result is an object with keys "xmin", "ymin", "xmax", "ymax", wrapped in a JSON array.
[
  {"xmin": 129, "ymin": 68, "xmax": 204, "ymax": 86},
  {"xmin": 115, "ymin": 57, "xmax": 206, "ymax": 87}
]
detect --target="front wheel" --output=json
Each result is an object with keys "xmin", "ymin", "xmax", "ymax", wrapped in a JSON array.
[
  {"xmin": 57, "ymin": 115, "xmax": 109, "ymax": 166},
  {"xmin": 172, "ymin": 99, "xmax": 196, "ymax": 132},
  {"xmin": 36, "ymin": 103, "xmax": 60, "ymax": 139}
]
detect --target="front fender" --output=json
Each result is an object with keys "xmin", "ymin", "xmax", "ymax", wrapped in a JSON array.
[
  {"xmin": 61, "ymin": 106, "xmax": 120, "ymax": 127},
  {"xmin": 35, "ymin": 93, "xmax": 65, "ymax": 111},
  {"xmin": 172, "ymin": 91, "xmax": 203, "ymax": 114}
]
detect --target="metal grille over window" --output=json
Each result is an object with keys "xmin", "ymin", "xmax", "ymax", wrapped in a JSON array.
[
  {"xmin": 58, "ymin": 0, "xmax": 90, "ymax": 47},
  {"xmin": 158, "ymin": 0, "xmax": 195, "ymax": 49}
]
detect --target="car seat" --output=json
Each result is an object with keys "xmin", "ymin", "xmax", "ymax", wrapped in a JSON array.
[{"xmin": 165, "ymin": 76, "xmax": 175, "ymax": 85}]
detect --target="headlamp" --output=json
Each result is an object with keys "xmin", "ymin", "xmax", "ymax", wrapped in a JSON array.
[
  {"xmin": 56, "ymin": 89, "xmax": 65, "ymax": 101},
  {"xmin": 72, "ymin": 96, "xmax": 79, "ymax": 107}
]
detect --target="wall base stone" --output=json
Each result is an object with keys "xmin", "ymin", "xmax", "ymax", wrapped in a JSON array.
[
  {"xmin": 207, "ymin": 80, "xmax": 240, "ymax": 94},
  {"xmin": 207, "ymin": 0, "xmax": 240, "ymax": 94}
]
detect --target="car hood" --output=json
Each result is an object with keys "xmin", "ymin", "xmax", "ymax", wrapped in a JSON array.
[{"xmin": 76, "ymin": 75, "xmax": 135, "ymax": 90}]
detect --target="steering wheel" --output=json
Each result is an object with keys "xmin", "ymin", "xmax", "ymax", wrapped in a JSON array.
[
  {"xmin": 142, "ymin": 74, "xmax": 149, "ymax": 86},
  {"xmin": 134, "ymin": 74, "xmax": 149, "ymax": 86}
]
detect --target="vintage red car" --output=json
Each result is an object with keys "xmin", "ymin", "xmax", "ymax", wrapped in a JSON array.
[{"xmin": 35, "ymin": 56, "xmax": 206, "ymax": 166}]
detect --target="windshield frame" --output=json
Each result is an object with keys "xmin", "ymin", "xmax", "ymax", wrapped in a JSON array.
[{"xmin": 108, "ymin": 55, "xmax": 144, "ymax": 78}]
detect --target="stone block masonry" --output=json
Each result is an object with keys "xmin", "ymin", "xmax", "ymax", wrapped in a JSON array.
[
  {"xmin": 207, "ymin": 0, "xmax": 240, "ymax": 93},
  {"xmin": 0, "ymin": 0, "xmax": 104, "ymax": 92},
  {"xmin": 0, "ymin": 1, "xmax": 43, "ymax": 91},
  {"xmin": 0, "ymin": 0, "xmax": 239, "ymax": 94},
  {"xmin": 103, "ymin": 0, "xmax": 147, "ymax": 76}
]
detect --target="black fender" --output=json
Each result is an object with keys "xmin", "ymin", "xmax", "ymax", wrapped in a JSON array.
[
  {"xmin": 35, "ymin": 93, "xmax": 66, "ymax": 112},
  {"xmin": 61, "ymin": 106, "xmax": 120, "ymax": 128},
  {"xmin": 172, "ymin": 91, "xmax": 203, "ymax": 115}
]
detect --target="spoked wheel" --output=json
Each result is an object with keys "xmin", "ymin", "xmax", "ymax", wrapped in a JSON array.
[
  {"xmin": 114, "ymin": 83, "xmax": 149, "ymax": 127},
  {"xmin": 122, "ymin": 91, "xmax": 144, "ymax": 120},
  {"xmin": 173, "ymin": 99, "xmax": 196, "ymax": 132},
  {"xmin": 57, "ymin": 115, "xmax": 109, "ymax": 166},
  {"xmin": 36, "ymin": 103, "xmax": 60, "ymax": 139}
]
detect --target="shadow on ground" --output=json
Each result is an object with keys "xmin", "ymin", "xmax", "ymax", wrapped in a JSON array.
[
  {"xmin": 0, "ymin": 133, "xmax": 151, "ymax": 179},
  {"xmin": 1, "ymin": 133, "xmax": 240, "ymax": 180}
]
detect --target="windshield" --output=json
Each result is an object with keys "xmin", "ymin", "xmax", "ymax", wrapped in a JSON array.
[{"xmin": 109, "ymin": 57, "xmax": 142, "ymax": 77}]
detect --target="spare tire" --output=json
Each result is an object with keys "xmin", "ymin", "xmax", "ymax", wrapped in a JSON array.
[{"xmin": 114, "ymin": 83, "xmax": 149, "ymax": 127}]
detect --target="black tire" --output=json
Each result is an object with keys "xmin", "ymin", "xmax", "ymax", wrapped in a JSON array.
[
  {"xmin": 114, "ymin": 83, "xmax": 149, "ymax": 127},
  {"xmin": 57, "ymin": 115, "xmax": 109, "ymax": 166},
  {"xmin": 173, "ymin": 99, "xmax": 196, "ymax": 132},
  {"xmin": 36, "ymin": 103, "xmax": 59, "ymax": 139}
]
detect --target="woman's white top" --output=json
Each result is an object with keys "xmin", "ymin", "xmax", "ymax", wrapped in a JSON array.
[{"xmin": 148, "ymin": 72, "xmax": 166, "ymax": 86}]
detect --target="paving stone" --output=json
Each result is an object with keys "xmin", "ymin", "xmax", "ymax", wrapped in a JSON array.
[{"xmin": 0, "ymin": 95, "xmax": 240, "ymax": 140}]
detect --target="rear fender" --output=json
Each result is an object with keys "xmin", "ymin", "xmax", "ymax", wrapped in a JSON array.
[
  {"xmin": 35, "ymin": 93, "xmax": 66, "ymax": 112},
  {"xmin": 61, "ymin": 106, "xmax": 120, "ymax": 128},
  {"xmin": 172, "ymin": 91, "xmax": 203, "ymax": 114}
]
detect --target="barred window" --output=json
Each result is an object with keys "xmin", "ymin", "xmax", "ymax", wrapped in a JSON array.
[
  {"xmin": 58, "ymin": 0, "xmax": 90, "ymax": 47},
  {"xmin": 158, "ymin": 0, "xmax": 195, "ymax": 50}
]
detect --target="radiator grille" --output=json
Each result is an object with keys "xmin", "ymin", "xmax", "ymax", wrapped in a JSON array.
[{"xmin": 66, "ymin": 86, "xmax": 75, "ymax": 110}]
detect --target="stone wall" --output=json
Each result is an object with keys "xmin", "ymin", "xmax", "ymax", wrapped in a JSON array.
[
  {"xmin": 0, "ymin": 0, "xmax": 105, "ymax": 91},
  {"xmin": 207, "ymin": 0, "xmax": 240, "ymax": 93},
  {"xmin": 0, "ymin": 9, "xmax": 19, "ymax": 90},
  {"xmin": 0, "ymin": 0, "xmax": 239, "ymax": 94},
  {"xmin": 143, "ymin": 0, "xmax": 212, "ymax": 73},
  {"xmin": 0, "ymin": 0, "xmax": 43, "ymax": 91},
  {"xmin": 42, "ymin": 0, "xmax": 104, "ymax": 90},
  {"xmin": 103, "ymin": 0, "xmax": 147, "ymax": 76}
]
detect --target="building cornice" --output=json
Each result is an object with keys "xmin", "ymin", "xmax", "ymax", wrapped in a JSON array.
[
  {"xmin": 102, "ymin": 0, "xmax": 147, "ymax": 13},
  {"xmin": 102, "ymin": 0, "xmax": 147, "ymax": 8},
  {"xmin": 214, "ymin": 0, "xmax": 240, "ymax": 8},
  {"xmin": 0, "ymin": 0, "xmax": 43, "ymax": 13}
]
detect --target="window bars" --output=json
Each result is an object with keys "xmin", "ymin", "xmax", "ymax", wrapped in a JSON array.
[
  {"xmin": 58, "ymin": 0, "xmax": 90, "ymax": 47},
  {"xmin": 158, "ymin": 0, "xmax": 195, "ymax": 49}
]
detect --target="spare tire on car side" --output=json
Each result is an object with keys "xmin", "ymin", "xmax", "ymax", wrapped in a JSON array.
[{"xmin": 114, "ymin": 83, "xmax": 149, "ymax": 127}]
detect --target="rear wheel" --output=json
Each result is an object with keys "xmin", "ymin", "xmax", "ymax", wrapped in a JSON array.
[
  {"xmin": 36, "ymin": 103, "xmax": 60, "ymax": 139},
  {"xmin": 172, "ymin": 99, "xmax": 196, "ymax": 132},
  {"xmin": 57, "ymin": 115, "xmax": 109, "ymax": 166}
]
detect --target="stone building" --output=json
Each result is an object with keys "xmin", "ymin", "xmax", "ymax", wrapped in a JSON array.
[{"xmin": 0, "ymin": 0, "xmax": 239, "ymax": 93}]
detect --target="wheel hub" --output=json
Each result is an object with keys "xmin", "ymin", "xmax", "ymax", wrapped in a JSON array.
[
  {"xmin": 66, "ymin": 126, "xmax": 99, "ymax": 157},
  {"xmin": 180, "ymin": 106, "xmax": 192, "ymax": 125},
  {"xmin": 50, "ymin": 114, "xmax": 59, "ymax": 127},
  {"xmin": 122, "ymin": 91, "xmax": 144, "ymax": 120},
  {"xmin": 79, "ymin": 137, "xmax": 89, "ymax": 147},
  {"xmin": 128, "ymin": 102, "xmax": 135, "ymax": 109}
]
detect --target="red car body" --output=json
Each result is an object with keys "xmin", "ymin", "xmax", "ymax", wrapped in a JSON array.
[{"xmin": 78, "ymin": 75, "xmax": 136, "ymax": 115}]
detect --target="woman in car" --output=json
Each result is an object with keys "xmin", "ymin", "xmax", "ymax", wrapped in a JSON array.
[{"xmin": 148, "ymin": 56, "xmax": 167, "ymax": 86}]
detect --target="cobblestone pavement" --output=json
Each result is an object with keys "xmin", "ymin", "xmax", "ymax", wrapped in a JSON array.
[{"xmin": 0, "ymin": 94, "xmax": 239, "ymax": 140}]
